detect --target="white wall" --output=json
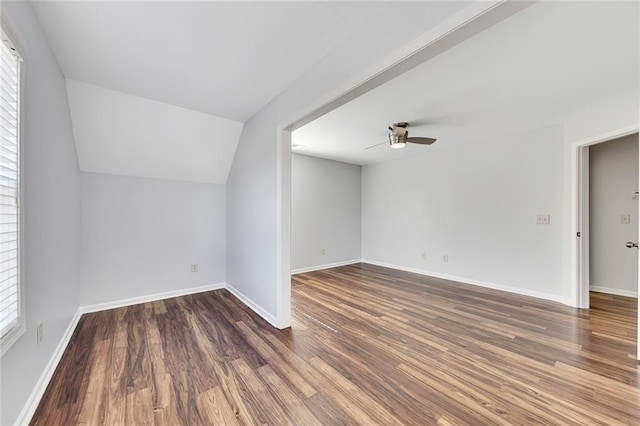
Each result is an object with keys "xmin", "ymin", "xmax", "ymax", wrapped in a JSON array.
[
  {"xmin": 589, "ymin": 134, "xmax": 639, "ymax": 297},
  {"xmin": 80, "ymin": 172, "xmax": 225, "ymax": 306},
  {"xmin": 291, "ymin": 154, "xmax": 361, "ymax": 271},
  {"xmin": 1, "ymin": 2, "xmax": 82, "ymax": 424},
  {"xmin": 362, "ymin": 125, "xmax": 565, "ymax": 301}
]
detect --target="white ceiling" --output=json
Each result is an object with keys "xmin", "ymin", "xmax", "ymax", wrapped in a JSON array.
[
  {"xmin": 31, "ymin": 1, "xmax": 468, "ymax": 123},
  {"xmin": 67, "ymin": 79, "xmax": 243, "ymax": 184},
  {"xmin": 30, "ymin": 1, "xmax": 474, "ymax": 184},
  {"xmin": 293, "ymin": 1, "xmax": 639, "ymax": 166}
]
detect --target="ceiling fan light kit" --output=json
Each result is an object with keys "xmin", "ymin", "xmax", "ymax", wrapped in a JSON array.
[
  {"xmin": 366, "ymin": 122, "xmax": 437, "ymax": 150},
  {"xmin": 388, "ymin": 133, "xmax": 407, "ymax": 149}
]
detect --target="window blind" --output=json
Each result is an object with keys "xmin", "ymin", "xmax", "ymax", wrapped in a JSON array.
[{"xmin": 0, "ymin": 39, "xmax": 20, "ymax": 340}]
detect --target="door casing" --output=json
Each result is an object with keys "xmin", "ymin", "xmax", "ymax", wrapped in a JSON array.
[{"xmin": 571, "ymin": 125, "xmax": 639, "ymax": 359}]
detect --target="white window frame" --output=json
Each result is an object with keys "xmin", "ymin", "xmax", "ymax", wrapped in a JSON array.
[{"xmin": 0, "ymin": 24, "xmax": 25, "ymax": 357}]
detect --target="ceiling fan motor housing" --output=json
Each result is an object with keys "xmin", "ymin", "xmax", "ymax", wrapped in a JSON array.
[{"xmin": 389, "ymin": 123, "xmax": 409, "ymax": 147}]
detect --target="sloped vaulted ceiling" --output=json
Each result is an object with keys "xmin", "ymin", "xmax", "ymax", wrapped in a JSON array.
[
  {"xmin": 30, "ymin": 1, "xmax": 470, "ymax": 184},
  {"xmin": 66, "ymin": 79, "xmax": 243, "ymax": 184}
]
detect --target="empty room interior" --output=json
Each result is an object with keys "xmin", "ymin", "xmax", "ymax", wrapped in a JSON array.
[{"xmin": 1, "ymin": 1, "xmax": 639, "ymax": 425}]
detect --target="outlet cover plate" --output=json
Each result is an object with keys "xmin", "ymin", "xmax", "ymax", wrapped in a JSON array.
[{"xmin": 536, "ymin": 215, "xmax": 550, "ymax": 225}]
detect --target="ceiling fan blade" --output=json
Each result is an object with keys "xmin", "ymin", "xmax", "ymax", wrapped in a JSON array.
[
  {"xmin": 365, "ymin": 141, "xmax": 388, "ymax": 150},
  {"xmin": 406, "ymin": 119, "xmax": 430, "ymax": 128},
  {"xmin": 406, "ymin": 137, "xmax": 436, "ymax": 145}
]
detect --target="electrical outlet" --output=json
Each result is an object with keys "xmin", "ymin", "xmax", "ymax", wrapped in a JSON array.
[
  {"xmin": 321, "ymin": 248, "xmax": 326, "ymax": 255},
  {"xmin": 421, "ymin": 252, "xmax": 427, "ymax": 260},
  {"xmin": 36, "ymin": 321, "xmax": 43, "ymax": 345},
  {"xmin": 443, "ymin": 255, "xmax": 449, "ymax": 263},
  {"xmin": 190, "ymin": 263, "xmax": 198, "ymax": 272},
  {"xmin": 620, "ymin": 214, "xmax": 631, "ymax": 224},
  {"xmin": 536, "ymin": 215, "xmax": 550, "ymax": 225}
]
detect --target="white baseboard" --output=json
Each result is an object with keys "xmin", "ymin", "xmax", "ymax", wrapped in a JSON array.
[
  {"xmin": 361, "ymin": 259, "xmax": 572, "ymax": 306},
  {"xmin": 15, "ymin": 309, "xmax": 83, "ymax": 426},
  {"xmin": 590, "ymin": 285, "xmax": 638, "ymax": 298},
  {"xmin": 224, "ymin": 282, "xmax": 278, "ymax": 327},
  {"xmin": 291, "ymin": 259, "xmax": 362, "ymax": 275},
  {"xmin": 79, "ymin": 282, "xmax": 226, "ymax": 314}
]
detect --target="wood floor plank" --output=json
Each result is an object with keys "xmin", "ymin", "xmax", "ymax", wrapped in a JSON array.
[
  {"xmin": 196, "ymin": 386, "xmax": 240, "ymax": 426},
  {"xmin": 230, "ymin": 357, "xmax": 292, "ymax": 425},
  {"xmin": 124, "ymin": 387, "xmax": 152, "ymax": 426},
  {"xmin": 30, "ymin": 264, "xmax": 640, "ymax": 425},
  {"xmin": 104, "ymin": 311, "xmax": 128, "ymax": 426},
  {"xmin": 76, "ymin": 340, "xmax": 109, "ymax": 425},
  {"xmin": 256, "ymin": 364, "xmax": 321, "ymax": 426},
  {"xmin": 235, "ymin": 320, "xmax": 317, "ymax": 398},
  {"xmin": 309, "ymin": 356, "xmax": 402, "ymax": 424}
]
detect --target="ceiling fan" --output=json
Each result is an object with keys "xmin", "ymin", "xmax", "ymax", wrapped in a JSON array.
[{"xmin": 366, "ymin": 122, "xmax": 436, "ymax": 150}]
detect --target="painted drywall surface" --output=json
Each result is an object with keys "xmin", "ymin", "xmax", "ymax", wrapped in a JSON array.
[
  {"xmin": 0, "ymin": 2, "xmax": 82, "ymax": 424},
  {"xmin": 66, "ymin": 79, "xmax": 243, "ymax": 184},
  {"xmin": 226, "ymin": 109, "xmax": 279, "ymax": 315},
  {"xmin": 226, "ymin": 3, "xmax": 471, "ymax": 322},
  {"xmin": 291, "ymin": 154, "xmax": 361, "ymax": 270},
  {"xmin": 563, "ymin": 94, "xmax": 639, "ymax": 145},
  {"xmin": 80, "ymin": 172, "xmax": 225, "ymax": 306},
  {"xmin": 362, "ymin": 125, "xmax": 564, "ymax": 298},
  {"xmin": 589, "ymin": 134, "xmax": 639, "ymax": 296}
]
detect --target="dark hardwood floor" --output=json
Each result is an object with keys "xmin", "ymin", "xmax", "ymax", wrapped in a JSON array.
[{"xmin": 31, "ymin": 263, "xmax": 639, "ymax": 425}]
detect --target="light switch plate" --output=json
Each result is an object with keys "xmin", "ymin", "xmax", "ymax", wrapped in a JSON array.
[{"xmin": 620, "ymin": 214, "xmax": 631, "ymax": 224}]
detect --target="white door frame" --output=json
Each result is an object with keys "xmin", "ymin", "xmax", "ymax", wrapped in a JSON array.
[
  {"xmin": 276, "ymin": 127, "xmax": 292, "ymax": 328},
  {"xmin": 570, "ymin": 124, "xmax": 639, "ymax": 357}
]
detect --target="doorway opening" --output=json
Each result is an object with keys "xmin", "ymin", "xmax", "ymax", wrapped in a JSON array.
[{"xmin": 573, "ymin": 127, "xmax": 639, "ymax": 359}]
